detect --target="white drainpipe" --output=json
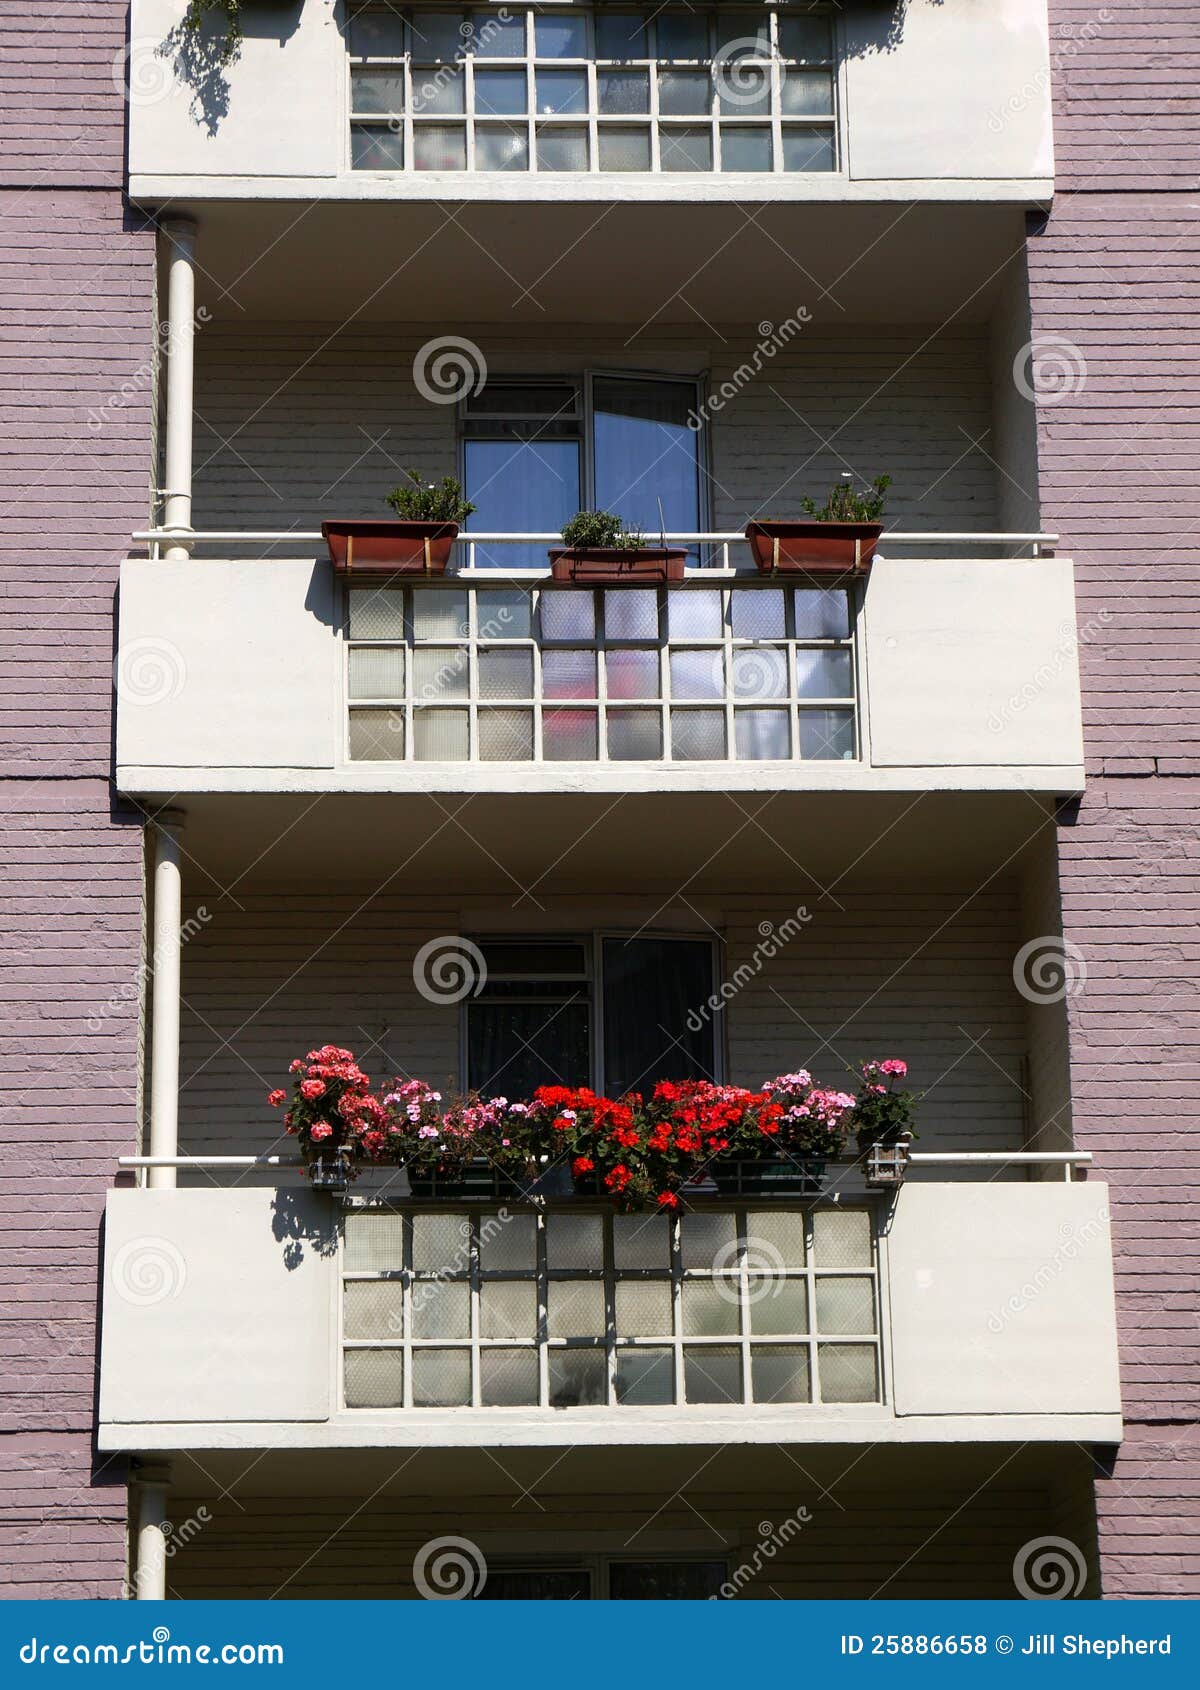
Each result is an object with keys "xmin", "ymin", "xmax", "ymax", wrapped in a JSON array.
[
  {"xmin": 148, "ymin": 813, "xmax": 185, "ymax": 1191},
  {"xmin": 160, "ymin": 219, "xmax": 197, "ymax": 562},
  {"xmin": 133, "ymin": 1467, "xmax": 170, "ymax": 1600}
]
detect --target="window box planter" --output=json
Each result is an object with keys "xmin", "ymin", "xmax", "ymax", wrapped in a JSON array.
[
  {"xmin": 709, "ymin": 1154, "xmax": 829, "ymax": 1198},
  {"xmin": 406, "ymin": 1158, "xmax": 520, "ymax": 1200},
  {"xmin": 548, "ymin": 546, "xmax": 688, "ymax": 584},
  {"xmin": 856, "ymin": 1127, "xmax": 912, "ymax": 1188},
  {"xmin": 323, "ymin": 520, "xmax": 459, "ymax": 576},
  {"xmin": 744, "ymin": 520, "xmax": 881, "ymax": 577}
]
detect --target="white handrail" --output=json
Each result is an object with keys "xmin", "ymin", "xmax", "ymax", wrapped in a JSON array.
[
  {"xmin": 131, "ymin": 529, "xmax": 1059, "ymax": 547},
  {"xmin": 119, "ymin": 1154, "xmax": 301, "ymax": 1168}
]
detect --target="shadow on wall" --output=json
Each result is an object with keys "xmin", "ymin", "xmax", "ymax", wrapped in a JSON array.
[
  {"xmin": 160, "ymin": 0, "xmax": 303, "ymax": 138},
  {"xmin": 271, "ymin": 1186, "xmax": 338, "ymax": 1270}
]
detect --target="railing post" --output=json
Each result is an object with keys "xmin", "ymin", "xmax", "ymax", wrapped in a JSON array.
[
  {"xmin": 132, "ymin": 1463, "xmax": 170, "ymax": 1599},
  {"xmin": 148, "ymin": 812, "xmax": 185, "ymax": 1191},
  {"xmin": 160, "ymin": 218, "xmax": 197, "ymax": 562}
]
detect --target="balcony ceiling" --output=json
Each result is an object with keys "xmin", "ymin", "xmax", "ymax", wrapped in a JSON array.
[{"xmin": 188, "ymin": 199, "xmax": 1026, "ymax": 325}]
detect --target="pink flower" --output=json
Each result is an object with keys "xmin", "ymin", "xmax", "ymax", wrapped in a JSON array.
[
  {"xmin": 300, "ymin": 1078, "xmax": 326, "ymax": 1100},
  {"xmin": 267, "ymin": 1088, "xmax": 286, "ymax": 1107},
  {"xmin": 879, "ymin": 1059, "xmax": 908, "ymax": 1078},
  {"xmin": 309, "ymin": 1121, "xmax": 334, "ymax": 1142}
]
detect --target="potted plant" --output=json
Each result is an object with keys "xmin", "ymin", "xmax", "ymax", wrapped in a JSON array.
[
  {"xmin": 549, "ymin": 510, "xmax": 688, "ymax": 584},
  {"xmin": 323, "ymin": 471, "xmax": 476, "ymax": 576},
  {"xmin": 852, "ymin": 1059, "xmax": 917, "ymax": 1187},
  {"xmin": 712, "ymin": 1072, "xmax": 856, "ymax": 1196},
  {"xmin": 267, "ymin": 1045, "xmax": 387, "ymax": 1193},
  {"xmin": 745, "ymin": 473, "xmax": 891, "ymax": 577},
  {"xmin": 382, "ymin": 1082, "xmax": 531, "ymax": 1199}
]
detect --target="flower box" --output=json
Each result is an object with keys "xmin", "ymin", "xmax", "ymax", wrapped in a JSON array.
[
  {"xmin": 744, "ymin": 520, "xmax": 881, "ymax": 577},
  {"xmin": 323, "ymin": 519, "xmax": 459, "ymax": 575},
  {"xmin": 709, "ymin": 1154, "xmax": 829, "ymax": 1198},
  {"xmin": 548, "ymin": 546, "xmax": 687, "ymax": 584},
  {"xmin": 305, "ymin": 1147, "xmax": 354, "ymax": 1193}
]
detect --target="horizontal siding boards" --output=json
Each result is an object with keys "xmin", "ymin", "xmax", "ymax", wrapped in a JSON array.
[
  {"xmin": 176, "ymin": 887, "xmax": 1026, "ymax": 1159},
  {"xmin": 189, "ymin": 325, "xmax": 998, "ymax": 536}
]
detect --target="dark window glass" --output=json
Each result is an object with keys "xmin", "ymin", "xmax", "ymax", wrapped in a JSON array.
[
  {"xmin": 468, "ymin": 994, "xmax": 590, "ymax": 1096},
  {"xmin": 601, "ymin": 937, "xmax": 714, "ymax": 1097},
  {"xmin": 608, "ymin": 1561, "xmax": 727, "ymax": 1599},
  {"xmin": 478, "ymin": 1567, "xmax": 593, "ymax": 1599}
]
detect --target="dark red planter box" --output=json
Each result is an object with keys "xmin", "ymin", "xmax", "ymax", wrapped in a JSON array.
[
  {"xmin": 323, "ymin": 520, "xmax": 459, "ymax": 575},
  {"xmin": 548, "ymin": 546, "xmax": 688, "ymax": 584},
  {"xmin": 745, "ymin": 520, "xmax": 882, "ymax": 577}
]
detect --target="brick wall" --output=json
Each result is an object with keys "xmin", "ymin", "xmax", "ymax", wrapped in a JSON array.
[
  {"xmin": 1030, "ymin": 0, "xmax": 1200, "ymax": 1599},
  {"xmin": 0, "ymin": 7, "xmax": 156, "ymax": 1596}
]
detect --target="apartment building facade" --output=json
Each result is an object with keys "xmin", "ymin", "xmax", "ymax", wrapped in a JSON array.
[{"xmin": 0, "ymin": 0, "xmax": 1195, "ymax": 1599}]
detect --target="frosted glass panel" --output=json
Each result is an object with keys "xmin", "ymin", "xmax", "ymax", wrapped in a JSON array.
[
  {"xmin": 480, "ymin": 1348, "xmax": 539, "ymax": 1406},
  {"xmin": 414, "ymin": 122, "xmax": 468, "ymax": 169},
  {"xmin": 779, "ymin": 15, "xmax": 833, "ymax": 61},
  {"xmin": 670, "ymin": 710, "xmax": 726, "ymax": 760},
  {"xmin": 815, "ymin": 1277, "xmax": 876, "ymax": 1335},
  {"xmin": 478, "ymin": 708, "xmax": 534, "ymax": 760},
  {"xmin": 608, "ymin": 709, "xmax": 662, "ymax": 760},
  {"xmin": 537, "ymin": 126, "xmax": 589, "ymax": 170},
  {"xmin": 548, "ymin": 1280, "xmax": 606, "ymax": 1338},
  {"xmin": 818, "ymin": 1343, "xmax": 878, "ymax": 1403},
  {"xmin": 615, "ymin": 1281, "xmax": 673, "ymax": 1337},
  {"xmin": 479, "ymin": 648, "xmax": 533, "ymax": 699},
  {"xmin": 413, "ymin": 647, "xmax": 468, "ymax": 700},
  {"xmin": 660, "ymin": 126, "xmax": 712, "ymax": 170},
  {"xmin": 735, "ymin": 709, "xmax": 790, "ymax": 760},
  {"xmin": 471, "ymin": 8, "xmax": 525, "ymax": 56},
  {"xmin": 546, "ymin": 1212, "xmax": 604, "ymax": 1269},
  {"xmin": 411, "ymin": 68, "xmax": 466, "ymax": 114},
  {"xmin": 352, "ymin": 69, "xmax": 406, "ymax": 113},
  {"xmin": 782, "ymin": 128, "xmax": 836, "ymax": 172},
  {"xmin": 349, "ymin": 10, "xmax": 406, "ymax": 56},
  {"xmin": 613, "ymin": 1213, "xmax": 670, "ymax": 1269},
  {"xmin": 606, "ymin": 649, "xmax": 660, "ymax": 700},
  {"xmin": 543, "ymin": 708, "xmax": 598, "ymax": 760},
  {"xmin": 344, "ymin": 1281, "xmax": 404, "ymax": 1340},
  {"xmin": 682, "ymin": 1282, "xmax": 740, "ymax": 1337},
  {"xmin": 659, "ymin": 71, "xmax": 711, "ymax": 115},
  {"xmin": 351, "ymin": 125, "xmax": 406, "ymax": 170},
  {"xmin": 748, "ymin": 1279, "xmax": 808, "ymax": 1335},
  {"xmin": 349, "ymin": 585, "xmax": 405, "ymax": 640},
  {"xmin": 412, "ymin": 1348, "xmax": 472, "ymax": 1406},
  {"xmin": 731, "ymin": 588, "xmax": 786, "ymax": 638},
  {"xmin": 414, "ymin": 709, "xmax": 470, "ymax": 760},
  {"xmin": 479, "ymin": 1211, "xmax": 537, "ymax": 1272},
  {"xmin": 475, "ymin": 75, "xmax": 525, "ymax": 118},
  {"xmin": 746, "ymin": 1210, "xmax": 806, "ymax": 1268},
  {"xmin": 782, "ymin": 68, "xmax": 835, "ymax": 116},
  {"xmin": 412, "ymin": 588, "xmax": 469, "ymax": 639},
  {"xmin": 536, "ymin": 69, "xmax": 588, "ymax": 115},
  {"xmin": 798, "ymin": 709, "xmax": 856, "ymax": 760},
  {"xmin": 598, "ymin": 67, "xmax": 649, "ymax": 111},
  {"xmin": 476, "ymin": 588, "xmax": 532, "ymax": 638},
  {"xmin": 604, "ymin": 588, "xmax": 658, "ymax": 640},
  {"xmin": 793, "ymin": 588, "xmax": 851, "ymax": 639},
  {"xmin": 344, "ymin": 1349, "xmax": 404, "ymax": 1408},
  {"xmin": 599, "ymin": 126, "xmax": 653, "ymax": 170},
  {"xmin": 669, "ymin": 590, "xmax": 723, "ymax": 639},
  {"xmin": 616, "ymin": 1346, "xmax": 673, "ymax": 1405},
  {"xmin": 413, "ymin": 1213, "xmax": 471, "ymax": 1271},
  {"xmin": 752, "ymin": 1345, "xmax": 811, "ymax": 1404},
  {"xmin": 731, "ymin": 647, "xmax": 788, "ymax": 699},
  {"xmin": 671, "ymin": 650, "xmax": 723, "ymax": 700},
  {"xmin": 349, "ymin": 708, "xmax": 404, "ymax": 761},
  {"xmin": 684, "ymin": 1345, "xmax": 741, "ymax": 1403},
  {"xmin": 476, "ymin": 124, "xmax": 529, "ymax": 169},
  {"xmin": 349, "ymin": 646, "xmax": 404, "ymax": 700},
  {"xmin": 813, "ymin": 1208, "xmax": 872, "ymax": 1269},
  {"xmin": 681, "ymin": 1211, "xmax": 736, "ymax": 1270},
  {"xmin": 344, "ymin": 1212, "xmax": 406, "ymax": 1272},
  {"xmin": 540, "ymin": 591, "xmax": 595, "ymax": 640},
  {"xmin": 542, "ymin": 649, "xmax": 597, "ymax": 699},
  {"xmin": 549, "ymin": 1348, "xmax": 607, "ymax": 1407},
  {"xmin": 721, "ymin": 127, "xmax": 772, "ymax": 171},
  {"xmin": 480, "ymin": 1281, "xmax": 537, "ymax": 1340},
  {"xmin": 795, "ymin": 649, "xmax": 853, "ymax": 699},
  {"xmin": 595, "ymin": 12, "xmax": 648, "ymax": 57},
  {"xmin": 410, "ymin": 10, "xmax": 467, "ymax": 59},
  {"xmin": 536, "ymin": 12, "xmax": 586, "ymax": 56},
  {"xmin": 412, "ymin": 1279, "xmax": 470, "ymax": 1340}
]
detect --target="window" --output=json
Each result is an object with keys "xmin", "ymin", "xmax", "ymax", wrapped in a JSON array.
[
  {"xmin": 478, "ymin": 1560, "xmax": 727, "ymax": 1598},
  {"xmin": 345, "ymin": 580, "xmax": 859, "ymax": 763},
  {"xmin": 342, "ymin": 1205, "xmax": 882, "ymax": 1409},
  {"xmin": 466, "ymin": 936, "xmax": 718, "ymax": 1096},
  {"xmin": 348, "ymin": 6, "xmax": 838, "ymax": 174},
  {"xmin": 461, "ymin": 377, "xmax": 705, "ymax": 568}
]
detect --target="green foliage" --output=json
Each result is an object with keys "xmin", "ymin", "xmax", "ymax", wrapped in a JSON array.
[
  {"xmin": 385, "ymin": 470, "xmax": 476, "ymax": 524},
  {"xmin": 561, "ymin": 510, "xmax": 647, "ymax": 550},
  {"xmin": 182, "ymin": 0, "xmax": 243, "ymax": 69},
  {"xmin": 799, "ymin": 473, "xmax": 891, "ymax": 523}
]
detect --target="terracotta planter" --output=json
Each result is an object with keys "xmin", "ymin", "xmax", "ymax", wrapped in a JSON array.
[
  {"xmin": 745, "ymin": 520, "xmax": 882, "ymax": 577},
  {"xmin": 323, "ymin": 520, "xmax": 459, "ymax": 575},
  {"xmin": 710, "ymin": 1154, "xmax": 828, "ymax": 1198},
  {"xmin": 549, "ymin": 546, "xmax": 688, "ymax": 584}
]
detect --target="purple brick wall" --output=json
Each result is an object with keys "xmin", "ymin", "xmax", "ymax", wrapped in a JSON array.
[
  {"xmin": 1030, "ymin": 0, "xmax": 1200, "ymax": 1599},
  {"xmin": 0, "ymin": 5, "xmax": 156, "ymax": 1596}
]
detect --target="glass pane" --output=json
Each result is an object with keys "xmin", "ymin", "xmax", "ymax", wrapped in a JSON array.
[
  {"xmin": 480, "ymin": 1281, "xmax": 538, "ymax": 1340},
  {"xmin": 613, "ymin": 1213, "xmax": 670, "ymax": 1269},
  {"xmin": 349, "ymin": 584, "xmax": 405, "ymax": 639},
  {"xmin": 413, "ymin": 122, "xmax": 467, "ymax": 169},
  {"xmin": 601, "ymin": 936, "xmax": 715, "ymax": 1099},
  {"xmin": 470, "ymin": 7, "xmax": 525, "ymax": 57},
  {"xmin": 813, "ymin": 1208, "xmax": 872, "ymax": 1269},
  {"xmin": 752, "ymin": 1345, "xmax": 811, "ymax": 1404},
  {"xmin": 605, "ymin": 649, "xmax": 660, "ymax": 700},
  {"xmin": 748, "ymin": 1279, "xmax": 809, "ymax": 1336},
  {"xmin": 413, "ymin": 1212, "xmax": 472, "ymax": 1272},
  {"xmin": 412, "ymin": 1347, "xmax": 472, "ymax": 1407},
  {"xmin": 798, "ymin": 707, "xmax": 856, "ymax": 760},
  {"xmin": 782, "ymin": 127, "xmax": 837, "ymax": 173},
  {"xmin": 614, "ymin": 1281, "xmax": 673, "ymax": 1337},
  {"xmin": 782, "ymin": 68, "xmax": 835, "ymax": 117},
  {"xmin": 414, "ymin": 709, "xmax": 469, "ymax": 759},
  {"xmin": 475, "ymin": 67, "xmax": 527, "ymax": 114},
  {"xmin": 344, "ymin": 1349, "xmax": 404, "ymax": 1408},
  {"xmin": 731, "ymin": 587, "xmax": 786, "ymax": 638},
  {"xmin": 660, "ymin": 124, "xmax": 714, "ymax": 171},
  {"xmin": 410, "ymin": 10, "xmax": 467, "ymax": 59},
  {"xmin": 616, "ymin": 1346, "xmax": 674, "ymax": 1405},
  {"xmin": 480, "ymin": 1348, "xmax": 539, "ymax": 1406},
  {"xmin": 596, "ymin": 11, "xmax": 648, "ymax": 58},
  {"xmin": 549, "ymin": 1349, "xmax": 607, "ymax": 1407},
  {"xmin": 659, "ymin": 69, "xmax": 711, "ymax": 115},
  {"xmin": 657, "ymin": 14, "xmax": 709, "ymax": 59},
  {"xmin": 681, "ymin": 1210, "xmax": 736, "ymax": 1271},
  {"xmin": 780, "ymin": 15, "xmax": 833, "ymax": 61},
  {"xmin": 349, "ymin": 645, "xmax": 404, "ymax": 700},
  {"xmin": 344, "ymin": 1281, "xmax": 404, "ymax": 1340},
  {"xmin": 411, "ymin": 67, "xmax": 466, "ymax": 114},
  {"xmin": 684, "ymin": 1345, "xmax": 742, "ymax": 1404},
  {"xmin": 598, "ymin": 68, "xmax": 650, "ymax": 113},
  {"xmin": 796, "ymin": 648, "xmax": 853, "ymax": 699},
  {"xmin": 539, "ymin": 590, "xmax": 595, "ymax": 641},
  {"xmin": 668, "ymin": 589, "xmax": 723, "ymax": 639},
  {"xmin": 549, "ymin": 1281, "xmax": 609, "ymax": 1341},
  {"xmin": 535, "ymin": 12, "xmax": 587, "ymax": 57},
  {"xmin": 747, "ymin": 1210, "xmax": 807, "ymax": 1268},
  {"xmin": 468, "ymin": 997, "xmax": 590, "ymax": 1097},
  {"xmin": 607, "ymin": 708, "xmax": 662, "ymax": 760},
  {"xmin": 670, "ymin": 650, "xmax": 724, "ymax": 700},
  {"xmin": 734, "ymin": 708, "xmax": 790, "ymax": 760},
  {"xmin": 546, "ymin": 1213, "xmax": 604, "ymax": 1269},
  {"xmin": 818, "ymin": 1343, "xmax": 879, "ymax": 1403},
  {"xmin": 537, "ymin": 125, "xmax": 589, "ymax": 170},
  {"xmin": 351, "ymin": 124, "xmax": 406, "ymax": 170},
  {"xmin": 349, "ymin": 708, "xmax": 404, "ymax": 761},
  {"xmin": 477, "ymin": 588, "xmax": 532, "ymax": 638},
  {"xmin": 465, "ymin": 439, "xmax": 580, "ymax": 570},
  {"xmin": 479, "ymin": 648, "xmax": 533, "ymax": 699},
  {"xmin": 599, "ymin": 126, "xmax": 652, "ymax": 171},
  {"xmin": 670, "ymin": 709, "xmax": 726, "ymax": 759},
  {"xmin": 715, "ymin": 12, "xmax": 770, "ymax": 55},
  {"xmin": 794, "ymin": 587, "xmax": 851, "ymax": 638},
  {"xmin": 593, "ymin": 376, "xmax": 702, "ymax": 541},
  {"xmin": 720, "ymin": 126, "xmax": 773, "ymax": 172},
  {"xmin": 716, "ymin": 75, "xmax": 771, "ymax": 119},
  {"xmin": 412, "ymin": 587, "xmax": 468, "ymax": 639},
  {"xmin": 542, "ymin": 649, "xmax": 597, "ymax": 699},
  {"xmin": 604, "ymin": 587, "xmax": 658, "ymax": 640},
  {"xmin": 480, "ymin": 1569, "xmax": 592, "ymax": 1599},
  {"xmin": 609, "ymin": 1562, "xmax": 726, "ymax": 1600},
  {"xmin": 479, "ymin": 1210, "xmax": 537, "ymax": 1271},
  {"xmin": 536, "ymin": 68, "xmax": 588, "ymax": 114},
  {"xmin": 682, "ymin": 1281, "xmax": 740, "ymax": 1337},
  {"xmin": 816, "ymin": 1277, "xmax": 876, "ymax": 1336},
  {"xmin": 478, "ymin": 707, "xmax": 534, "ymax": 759},
  {"xmin": 478, "ymin": 939, "xmax": 588, "ymax": 976},
  {"xmin": 344, "ymin": 1212, "xmax": 405, "ymax": 1271},
  {"xmin": 475, "ymin": 124, "xmax": 530, "ymax": 169},
  {"xmin": 349, "ymin": 9, "xmax": 406, "ymax": 57},
  {"xmin": 412, "ymin": 1279, "xmax": 471, "ymax": 1340},
  {"xmin": 542, "ymin": 708, "xmax": 599, "ymax": 760},
  {"xmin": 413, "ymin": 646, "xmax": 468, "ymax": 700},
  {"xmin": 351, "ymin": 69, "xmax": 406, "ymax": 114},
  {"xmin": 731, "ymin": 647, "xmax": 788, "ymax": 700}
]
